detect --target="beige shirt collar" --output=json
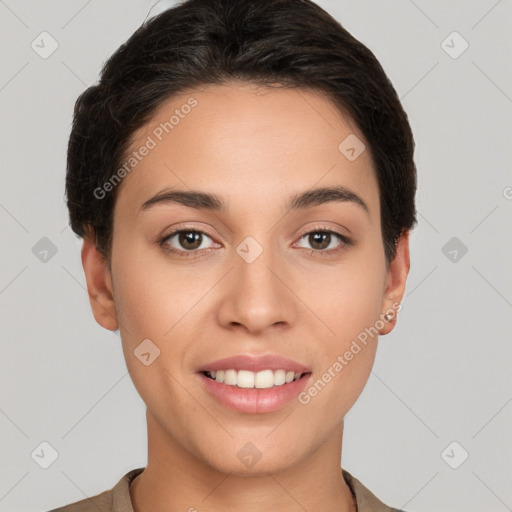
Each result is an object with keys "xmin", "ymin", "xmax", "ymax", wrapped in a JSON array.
[{"xmin": 50, "ymin": 466, "xmax": 403, "ymax": 511}]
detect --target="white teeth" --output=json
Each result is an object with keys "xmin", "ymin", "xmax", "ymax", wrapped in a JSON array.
[
  {"xmin": 237, "ymin": 370, "xmax": 255, "ymax": 388},
  {"xmin": 206, "ymin": 369, "xmax": 304, "ymax": 388},
  {"xmin": 254, "ymin": 369, "xmax": 274, "ymax": 389},
  {"xmin": 224, "ymin": 369, "xmax": 237, "ymax": 385},
  {"xmin": 273, "ymin": 369, "xmax": 286, "ymax": 386}
]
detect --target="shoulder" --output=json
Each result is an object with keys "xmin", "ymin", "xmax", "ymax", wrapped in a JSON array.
[
  {"xmin": 47, "ymin": 467, "xmax": 144, "ymax": 512},
  {"xmin": 342, "ymin": 469, "xmax": 407, "ymax": 512},
  {"xmin": 48, "ymin": 487, "xmax": 112, "ymax": 512}
]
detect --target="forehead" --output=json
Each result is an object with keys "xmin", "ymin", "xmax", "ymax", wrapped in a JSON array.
[{"xmin": 114, "ymin": 81, "xmax": 379, "ymax": 220}]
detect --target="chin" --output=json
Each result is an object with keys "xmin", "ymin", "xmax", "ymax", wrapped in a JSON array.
[
  {"xmin": 196, "ymin": 435, "xmax": 309, "ymax": 477},
  {"xmin": 207, "ymin": 454, "xmax": 296, "ymax": 477}
]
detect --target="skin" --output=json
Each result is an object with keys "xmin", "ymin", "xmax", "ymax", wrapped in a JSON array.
[{"xmin": 81, "ymin": 81, "xmax": 410, "ymax": 512}]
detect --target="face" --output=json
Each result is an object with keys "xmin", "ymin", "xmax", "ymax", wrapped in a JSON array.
[{"xmin": 82, "ymin": 81, "xmax": 409, "ymax": 476}]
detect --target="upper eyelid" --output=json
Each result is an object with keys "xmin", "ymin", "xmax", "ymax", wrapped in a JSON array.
[
  {"xmin": 293, "ymin": 228, "xmax": 350, "ymax": 248},
  {"xmin": 162, "ymin": 226, "xmax": 217, "ymax": 243}
]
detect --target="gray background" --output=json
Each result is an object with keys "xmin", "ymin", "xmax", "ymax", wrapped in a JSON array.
[{"xmin": 1, "ymin": 0, "xmax": 511, "ymax": 511}]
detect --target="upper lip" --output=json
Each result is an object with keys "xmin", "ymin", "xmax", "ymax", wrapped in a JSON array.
[{"xmin": 197, "ymin": 354, "xmax": 311, "ymax": 374}]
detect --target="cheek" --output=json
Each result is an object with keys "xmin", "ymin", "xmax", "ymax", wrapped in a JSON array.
[
  {"xmin": 298, "ymin": 283, "xmax": 381, "ymax": 423},
  {"xmin": 111, "ymin": 250, "xmax": 216, "ymax": 402},
  {"xmin": 297, "ymin": 344, "xmax": 376, "ymax": 437},
  {"xmin": 111, "ymin": 254, "xmax": 200, "ymax": 419},
  {"xmin": 112, "ymin": 248, "xmax": 208, "ymax": 339},
  {"xmin": 301, "ymin": 260, "xmax": 385, "ymax": 338},
  {"xmin": 294, "ymin": 260, "xmax": 383, "ymax": 413}
]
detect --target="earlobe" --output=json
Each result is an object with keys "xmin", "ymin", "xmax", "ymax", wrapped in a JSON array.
[
  {"xmin": 81, "ymin": 236, "xmax": 119, "ymax": 331},
  {"xmin": 379, "ymin": 230, "xmax": 411, "ymax": 336}
]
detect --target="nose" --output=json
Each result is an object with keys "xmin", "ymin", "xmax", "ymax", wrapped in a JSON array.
[{"xmin": 216, "ymin": 238, "xmax": 298, "ymax": 335}]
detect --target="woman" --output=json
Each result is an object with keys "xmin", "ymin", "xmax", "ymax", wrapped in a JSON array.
[{"xmin": 51, "ymin": 0, "xmax": 417, "ymax": 510}]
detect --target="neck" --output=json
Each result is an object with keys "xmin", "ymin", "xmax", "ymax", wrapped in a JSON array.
[{"xmin": 130, "ymin": 410, "xmax": 356, "ymax": 512}]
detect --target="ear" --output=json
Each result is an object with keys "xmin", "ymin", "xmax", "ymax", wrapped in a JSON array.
[
  {"xmin": 379, "ymin": 230, "xmax": 411, "ymax": 335},
  {"xmin": 81, "ymin": 236, "xmax": 119, "ymax": 331}
]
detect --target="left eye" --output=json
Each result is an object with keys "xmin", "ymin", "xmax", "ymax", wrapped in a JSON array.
[{"xmin": 296, "ymin": 230, "xmax": 349, "ymax": 253}]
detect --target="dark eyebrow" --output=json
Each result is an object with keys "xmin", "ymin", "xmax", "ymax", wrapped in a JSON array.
[
  {"xmin": 139, "ymin": 186, "xmax": 369, "ymax": 215},
  {"xmin": 286, "ymin": 186, "xmax": 369, "ymax": 214},
  {"xmin": 140, "ymin": 189, "xmax": 226, "ymax": 212}
]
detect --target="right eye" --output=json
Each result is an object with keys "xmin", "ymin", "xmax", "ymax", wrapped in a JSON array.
[{"xmin": 160, "ymin": 229, "xmax": 218, "ymax": 257}]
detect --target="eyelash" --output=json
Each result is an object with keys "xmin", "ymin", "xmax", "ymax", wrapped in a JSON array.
[{"xmin": 158, "ymin": 226, "xmax": 352, "ymax": 259}]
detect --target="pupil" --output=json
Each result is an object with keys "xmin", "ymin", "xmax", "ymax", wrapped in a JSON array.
[
  {"xmin": 311, "ymin": 232, "xmax": 330, "ymax": 250},
  {"xmin": 180, "ymin": 231, "xmax": 201, "ymax": 250}
]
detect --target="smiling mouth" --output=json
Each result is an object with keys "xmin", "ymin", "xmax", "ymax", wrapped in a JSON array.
[{"xmin": 201, "ymin": 369, "xmax": 310, "ymax": 389}]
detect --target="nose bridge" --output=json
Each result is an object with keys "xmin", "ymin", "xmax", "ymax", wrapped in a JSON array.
[{"xmin": 218, "ymin": 233, "xmax": 297, "ymax": 332}]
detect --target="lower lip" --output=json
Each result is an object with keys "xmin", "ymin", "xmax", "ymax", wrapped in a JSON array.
[{"xmin": 197, "ymin": 372, "xmax": 311, "ymax": 414}]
